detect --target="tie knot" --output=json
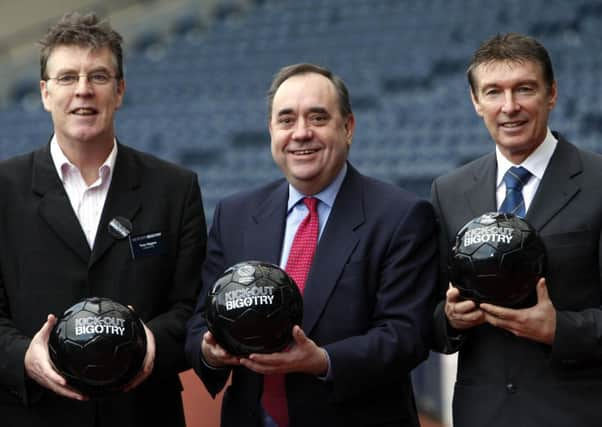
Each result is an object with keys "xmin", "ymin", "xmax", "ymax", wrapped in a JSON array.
[
  {"xmin": 303, "ymin": 197, "xmax": 318, "ymax": 213},
  {"xmin": 503, "ymin": 166, "xmax": 531, "ymax": 191}
]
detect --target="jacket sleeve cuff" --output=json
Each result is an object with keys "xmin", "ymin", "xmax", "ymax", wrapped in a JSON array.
[{"xmin": 551, "ymin": 310, "xmax": 598, "ymax": 363}]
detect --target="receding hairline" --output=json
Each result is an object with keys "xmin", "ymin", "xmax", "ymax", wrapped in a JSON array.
[
  {"xmin": 267, "ymin": 63, "xmax": 353, "ymax": 120},
  {"xmin": 270, "ymin": 72, "xmax": 343, "ymax": 118}
]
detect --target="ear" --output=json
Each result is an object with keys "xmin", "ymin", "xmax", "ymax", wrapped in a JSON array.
[
  {"xmin": 114, "ymin": 79, "xmax": 126, "ymax": 110},
  {"xmin": 268, "ymin": 118, "xmax": 274, "ymax": 137},
  {"xmin": 40, "ymin": 80, "xmax": 51, "ymax": 112},
  {"xmin": 470, "ymin": 88, "xmax": 484, "ymax": 117},
  {"xmin": 547, "ymin": 80, "xmax": 558, "ymax": 111},
  {"xmin": 344, "ymin": 113, "xmax": 355, "ymax": 147}
]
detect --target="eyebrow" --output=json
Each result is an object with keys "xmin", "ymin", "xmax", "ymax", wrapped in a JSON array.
[
  {"xmin": 480, "ymin": 79, "xmax": 540, "ymax": 90},
  {"xmin": 308, "ymin": 107, "xmax": 329, "ymax": 115},
  {"xmin": 53, "ymin": 65, "xmax": 113, "ymax": 75},
  {"xmin": 276, "ymin": 108, "xmax": 294, "ymax": 117},
  {"xmin": 276, "ymin": 106, "xmax": 329, "ymax": 116}
]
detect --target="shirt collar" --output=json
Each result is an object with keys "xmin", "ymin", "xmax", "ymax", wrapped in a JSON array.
[
  {"xmin": 50, "ymin": 135, "xmax": 118, "ymax": 184},
  {"xmin": 496, "ymin": 128, "xmax": 557, "ymax": 186},
  {"xmin": 287, "ymin": 163, "xmax": 348, "ymax": 213}
]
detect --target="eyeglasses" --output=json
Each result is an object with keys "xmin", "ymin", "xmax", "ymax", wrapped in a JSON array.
[{"xmin": 46, "ymin": 72, "xmax": 117, "ymax": 86}]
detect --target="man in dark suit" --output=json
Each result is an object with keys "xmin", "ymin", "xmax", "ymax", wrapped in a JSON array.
[
  {"xmin": 431, "ymin": 32, "xmax": 602, "ymax": 426},
  {"xmin": 0, "ymin": 12, "xmax": 206, "ymax": 427},
  {"xmin": 185, "ymin": 63, "xmax": 438, "ymax": 426}
]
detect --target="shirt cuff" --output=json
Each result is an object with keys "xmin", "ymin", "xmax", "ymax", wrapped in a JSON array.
[
  {"xmin": 201, "ymin": 353, "xmax": 228, "ymax": 371},
  {"xmin": 316, "ymin": 348, "xmax": 332, "ymax": 381}
]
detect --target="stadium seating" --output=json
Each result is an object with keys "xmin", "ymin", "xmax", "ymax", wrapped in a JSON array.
[{"xmin": 4, "ymin": 1, "xmax": 600, "ymax": 212}]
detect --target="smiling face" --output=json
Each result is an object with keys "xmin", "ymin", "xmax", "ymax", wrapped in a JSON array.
[
  {"xmin": 470, "ymin": 59, "xmax": 557, "ymax": 164},
  {"xmin": 269, "ymin": 72, "xmax": 354, "ymax": 195},
  {"xmin": 40, "ymin": 45, "xmax": 125, "ymax": 151}
]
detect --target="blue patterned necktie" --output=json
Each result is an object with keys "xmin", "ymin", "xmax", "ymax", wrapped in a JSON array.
[{"xmin": 499, "ymin": 166, "xmax": 532, "ymax": 217}]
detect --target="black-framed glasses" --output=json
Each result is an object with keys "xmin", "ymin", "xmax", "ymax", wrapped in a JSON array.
[{"xmin": 46, "ymin": 72, "xmax": 117, "ymax": 86}]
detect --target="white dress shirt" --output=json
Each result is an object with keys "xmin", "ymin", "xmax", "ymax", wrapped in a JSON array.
[
  {"xmin": 50, "ymin": 136, "xmax": 118, "ymax": 248},
  {"xmin": 496, "ymin": 129, "xmax": 557, "ymax": 214}
]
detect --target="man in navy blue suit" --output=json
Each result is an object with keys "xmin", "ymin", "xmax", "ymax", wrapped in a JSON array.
[{"xmin": 185, "ymin": 63, "xmax": 438, "ymax": 427}]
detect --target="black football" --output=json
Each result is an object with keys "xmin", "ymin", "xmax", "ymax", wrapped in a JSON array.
[
  {"xmin": 205, "ymin": 261, "xmax": 303, "ymax": 355},
  {"xmin": 49, "ymin": 297, "xmax": 146, "ymax": 397},
  {"xmin": 450, "ymin": 212, "xmax": 546, "ymax": 307}
]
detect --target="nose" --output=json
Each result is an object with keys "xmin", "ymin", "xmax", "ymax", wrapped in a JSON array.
[
  {"xmin": 74, "ymin": 75, "xmax": 94, "ymax": 96},
  {"xmin": 501, "ymin": 90, "xmax": 519, "ymax": 114},
  {"xmin": 292, "ymin": 119, "xmax": 312, "ymax": 141}
]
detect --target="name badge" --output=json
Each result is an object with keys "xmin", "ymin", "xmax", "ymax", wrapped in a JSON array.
[{"xmin": 129, "ymin": 232, "xmax": 166, "ymax": 259}]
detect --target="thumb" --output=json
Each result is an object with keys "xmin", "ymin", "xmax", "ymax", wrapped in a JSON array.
[
  {"xmin": 39, "ymin": 314, "xmax": 57, "ymax": 341},
  {"xmin": 536, "ymin": 278, "xmax": 549, "ymax": 302},
  {"xmin": 204, "ymin": 330, "xmax": 216, "ymax": 344},
  {"xmin": 292, "ymin": 325, "xmax": 306, "ymax": 344}
]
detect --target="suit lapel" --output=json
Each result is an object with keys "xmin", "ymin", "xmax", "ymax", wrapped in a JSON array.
[
  {"xmin": 464, "ymin": 153, "xmax": 498, "ymax": 217},
  {"xmin": 34, "ymin": 145, "xmax": 91, "ymax": 262},
  {"xmin": 302, "ymin": 166, "xmax": 364, "ymax": 336},
  {"xmin": 89, "ymin": 144, "xmax": 141, "ymax": 267},
  {"xmin": 246, "ymin": 181, "xmax": 288, "ymax": 265},
  {"xmin": 527, "ymin": 136, "xmax": 581, "ymax": 231}
]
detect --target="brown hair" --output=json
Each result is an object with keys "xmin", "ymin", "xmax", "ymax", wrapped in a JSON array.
[
  {"xmin": 39, "ymin": 12, "xmax": 124, "ymax": 80},
  {"xmin": 467, "ymin": 32, "xmax": 555, "ymax": 96},
  {"xmin": 267, "ymin": 63, "xmax": 352, "ymax": 119}
]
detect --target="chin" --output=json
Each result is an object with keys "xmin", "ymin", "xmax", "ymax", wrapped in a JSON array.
[
  {"xmin": 497, "ymin": 133, "xmax": 532, "ymax": 148},
  {"xmin": 289, "ymin": 163, "xmax": 320, "ymax": 178},
  {"xmin": 69, "ymin": 128, "xmax": 104, "ymax": 142},
  {"xmin": 72, "ymin": 135, "xmax": 99, "ymax": 144}
]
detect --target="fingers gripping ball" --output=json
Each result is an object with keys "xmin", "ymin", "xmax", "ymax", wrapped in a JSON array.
[
  {"xmin": 450, "ymin": 212, "xmax": 546, "ymax": 307},
  {"xmin": 205, "ymin": 261, "xmax": 303, "ymax": 356},
  {"xmin": 49, "ymin": 297, "xmax": 147, "ymax": 397}
]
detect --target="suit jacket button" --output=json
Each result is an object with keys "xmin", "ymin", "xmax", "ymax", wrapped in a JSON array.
[{"xmin": 506, "ymin": 383, "xmax": 517, "ymax": 393}]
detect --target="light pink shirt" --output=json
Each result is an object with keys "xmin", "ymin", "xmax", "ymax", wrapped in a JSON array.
[{"xmin": 50, "ymin": 136, "xmax": 118, "ymax": 248}]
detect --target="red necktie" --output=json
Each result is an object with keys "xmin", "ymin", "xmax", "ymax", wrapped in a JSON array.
[{"xmin": 262, "ymin": 197, "xmax": 319, "ymax": 427}]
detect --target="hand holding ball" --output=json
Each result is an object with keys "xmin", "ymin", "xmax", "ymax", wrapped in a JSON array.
[
  {"xmin": 449, "ymin": 212, "xmax": 546, "ymax": 307},
  {"xmin": 48, "ymin": 297, "xmax": 147, "ymax": 397}
]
